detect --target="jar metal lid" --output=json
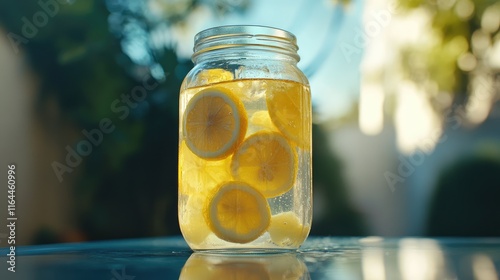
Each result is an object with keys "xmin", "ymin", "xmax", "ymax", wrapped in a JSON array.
[{"xmin": 193, "ymin": 25, "xmax": 299, "ymax": 61}]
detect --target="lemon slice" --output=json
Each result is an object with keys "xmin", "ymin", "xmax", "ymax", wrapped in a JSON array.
[
  {"xmin": 268, "ymin": 212, "xmax": 310, "ymax": 247},
  {"xmin": 205, "ymin": 182, "xmax": 271, "ymax": 244},
  {"xmin": 249, "ymin": 110, "xmax": 278, "ymax": 132},
  {"xmin": 179, "ymin": 194, "xmax": 211, "ymax": 245},
  {"xmin": 179, "ymin": 141, "xmax": 232, "ymax": 195},
  {"xmin": 231, "ymin": 132, "xmax": 297, "ymax": 198},
  {"xmin": 183, "ymin": 88, "xmax": 247, "ymax": 160},
  {"xmin": 266, "ymin": 82, "xmax": 311, "ymax": 148},
  {"xmin": 196, "ymin": 69, "xmax": 234, "ymax": 85}
]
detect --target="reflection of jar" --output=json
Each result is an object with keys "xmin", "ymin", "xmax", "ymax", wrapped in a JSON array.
[
  {"xmin": 178, "ymin": 25, "xmax": 312, "ymax": 252},
  {"xmin": 180, "ymin": 253, "xmax": 309, "ymax": 280}
]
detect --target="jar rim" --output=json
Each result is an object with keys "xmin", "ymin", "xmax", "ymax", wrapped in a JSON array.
[
  {"xmin": 194, "ymin": 25, "xmax": 297, "ymax": 46},
  {"xmin": 192, "ymin": 25, "xmax": 299, "ymax": 62}
]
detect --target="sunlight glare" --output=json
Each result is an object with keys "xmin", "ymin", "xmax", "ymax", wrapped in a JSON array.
[
  {"xmin": 394, "ymin": 81, "xmax": 441, "ymax": 154},
  {"xmin": 398, "ymin": 239, "xmax": 445, "ymax": 280},
  {"xmin": 472, "ymin": 254, "xmax": 499, "ymax": 280},
  {"xmin": 362, "ymin": 248, "xmax": 386, "ymax": 280},
  {"xmin": 471, "ymin": 29, "xmax": 491, "ymax": 54},
  {"xmin": 488, "ymin": 41, "xmax": 500, "ymax": 69},
  {"xmin": 457, "ymin": 52, "xmax": 477, "ymax": 71},
  {"xmin": 359, "ymin": 84, "xmax": 384, "ymax": 135},
  {"xmin": 455, "ymin": 0, "xmax": 474, "ymax": 20},
  {"xmin": 466, "ymin": 75, "xmax": 495, "ymax": 124},
  {"xmin": 481, "ymin": 4, "xmax": 500, "ymax": 34}
]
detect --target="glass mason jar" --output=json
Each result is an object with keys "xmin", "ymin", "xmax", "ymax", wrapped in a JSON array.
[{"xmin": 178, "ymin": 25, "xmax": 312, "ymax": 252}]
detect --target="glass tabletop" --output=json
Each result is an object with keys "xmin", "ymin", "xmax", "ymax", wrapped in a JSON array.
[{"xmin": 1, "ymin": 236, "xmax": 499, "ymax": 279}]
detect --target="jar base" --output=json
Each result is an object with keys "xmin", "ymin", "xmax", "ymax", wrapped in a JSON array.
[{"xmin": 193, "ymin": 248, "xmax": 298, "ymax": 255}]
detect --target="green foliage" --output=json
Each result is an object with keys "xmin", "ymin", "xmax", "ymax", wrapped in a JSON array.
[
  {"xmin": 427, "ymin": 155, "xmax": 500, "ymax": 236},
  {"xmin": 397, "ymin": 0, "xmax": 499, "ymax": 96},
  {"xmin": 0, "ymin": 1, "xmax": 186, "ymax": 240}
]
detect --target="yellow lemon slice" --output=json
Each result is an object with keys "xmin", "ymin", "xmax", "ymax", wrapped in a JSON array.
[
  {"xmin": 183, "ymin": 88, "xmax": 247, "ymax": 160},
  {"xmin": 205, "ymin": 182, "xmax": 271, "ymax": 244},
  {"xmin": 268, "ymin": 211, "xmax": 310, "ymax": 247},
  {"xmin": 231, "ymin": 132, "xmax": 297, "ymax": 198},
  {"xmin": 249, "ymin": 110, "xmax": 278, "ymax": 132},
  {"xmin": 178, "ymin": 141, "xmax": 232, "ymax": 195},
  {"xmin": 179, "ymin": 195, "xmax": 211, "ymax": 246},
  {"xmin": 196, "ymin": 69, "xmax": 234, "ymax": 85},
  {"xmin": 266, "ymin": 82, "xmax": 311, "ymax": 148}
]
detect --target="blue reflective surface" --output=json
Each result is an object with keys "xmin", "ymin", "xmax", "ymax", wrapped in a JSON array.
[{"xmin": 1, "ymin": 236, "xmax": 500, "ymax": 279}]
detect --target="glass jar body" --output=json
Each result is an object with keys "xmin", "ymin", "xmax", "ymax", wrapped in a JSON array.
[{"xmin": 178, "ymin": 40, "xmax": 312, "ymax": 252}]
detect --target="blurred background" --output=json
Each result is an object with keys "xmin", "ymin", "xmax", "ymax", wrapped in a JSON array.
[{"xmin": 0, "ymin": 0, "xmax": 499, "ymax": 246}]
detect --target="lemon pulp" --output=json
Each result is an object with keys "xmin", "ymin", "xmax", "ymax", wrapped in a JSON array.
[
  {"xmin": 205, "ymin": 182, "xmax": 271, "ymax": 244},
  {"xmin": 183, "ymin": 87, "xmax": 247, "ymax": 160},
  {"xmin": 231, "ymin": 132, "xmax": 297, "ymax": 198},
  {"xmin": 266, "ymin": 82, "xmax": 311, "ymax": 148}
]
